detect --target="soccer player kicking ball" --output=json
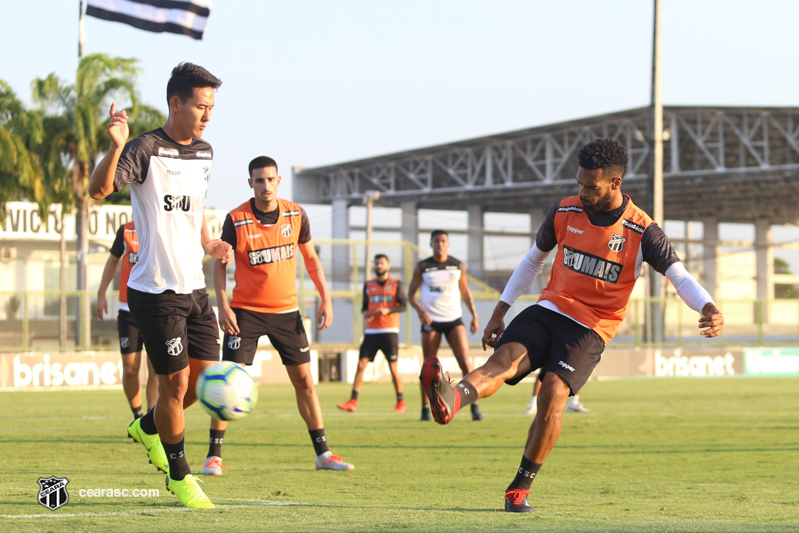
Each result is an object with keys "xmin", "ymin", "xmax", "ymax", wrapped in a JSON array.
[
  {"xmin": 203, "ymin": 156, "xmax": 354, "ymax": 476},
  {"xmin": 420, "ymin": 138, "xmax": 725, "ymax": 513},
  {"xmin": 89, "ymin": 63, "xmax": 231, "ymax": 509},
  {"xmin": 96, "ymin": 221, "xmax": 158, "ymax": 420},
  {"xmin": 337, "ymin": 254, "xmax": 408, "ymax": 414}
]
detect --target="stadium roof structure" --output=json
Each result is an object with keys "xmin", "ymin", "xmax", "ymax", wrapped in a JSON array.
[{"xmin": 294, "ymin": 106, "xmax": 799, "ymax": 224}]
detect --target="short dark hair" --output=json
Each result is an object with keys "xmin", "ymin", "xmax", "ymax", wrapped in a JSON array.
[
  {"xmin": 166, "ymin": 62, "xmax": 222, "ymax": 104},
  {"xmin": 430, "ymin": 230, "xmax": 448, "ymax": 240},
  {"xmin": 374, "ymin": 254, "xmax": 389, "ymax": 262},
  {"xmin": 248, "ymin": 156, "xmax": 278, "ymax": 177},
  {"xmin": 578, "ymin": 138, "xmax": 628, "ymax": 179}
]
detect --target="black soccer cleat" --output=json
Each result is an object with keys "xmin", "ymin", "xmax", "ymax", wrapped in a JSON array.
[
  {"xmin": 505, "ymin": 489, "xmax": 535, "ymax": 513},
  {"xmin": 419, "ymin": 356, "xmax": 456, "ymax": 424},
  {"xmin": 420, "ymin": 404, "xmax": 432, "ymax": 421},
  {"xmin": 471, "ymin": 403, "xmax": 484, "ymax": 421}
]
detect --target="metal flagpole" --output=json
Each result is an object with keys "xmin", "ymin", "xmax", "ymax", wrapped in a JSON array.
[
  {"xmin": 79, "ymin": 0, "xmax": 86, "ymax": 59},
  {"xmin": 647, "ymin": 0, "xmax": 664, "ymax": 344}
]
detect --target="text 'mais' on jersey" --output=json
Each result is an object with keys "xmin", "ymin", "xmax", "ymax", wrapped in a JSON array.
[
  {"xmin": 418, "ymin": 256, "xmax": 464, "ymax": 323},
  {"xmin": 114, "ymin": 128, "xmax": 213, "ymax": 294},
  {"xmin": 229, "ymin": 199, "xmax": 303, "ymax": 313},
  {"xmin": 110, "ymin": 222, "xmax": 139, "ymax": 309},
  {"xmin": 539, "ymin": 195, "xmax": 653, "ymax": 343},
  {"xmin": 364, "ymin": 276, "xmax": 402, "ymax": 333}
]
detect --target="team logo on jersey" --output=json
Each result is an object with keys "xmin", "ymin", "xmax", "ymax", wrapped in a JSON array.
[
  {"xmin": 622, "ymin": 219, "xmax": 645, "ymax": 234},
  {"xmin": 562, "ymin": 246, "xmax": 622, "ymax": 284},
  {"xmin": 163, "ymin": 195, "xmax": 204, "ymax": 213},
  {"xmin": 158, "ymin": 147, "xmax": 180, "ymax": 158},
  {"xmin": 120, "ymin": 337, "xmax": 130, "ymax": 349},
  {"xmin": 37, "ymin": 476, "xmax": 69, "ymax": 511},
  {"xmin": 608, "ymin": 233, "xmax": 626, "ymax": 253},
  {"xmin": 235, "ymin": 219, "xmax": 254, "ymax": 227},
  {"xmin": 281, "ymin": 224, "xmax": 292, "ymax": 238},
  {"xmin": 228, "ymin": 336, "xmax": 241, "ymax": 350},
  {"xmin": 166, "ymin": 337, "xmax": 183, "ymax": 357},
  {"xmin": 249, "ymin": 244, "xmax": 294, "ymax": 266},
  {"xmin": 196, "ymin": 151, "xmax": 212, "ymax": 159},
  {"xmin": 202, "ymin": 166, "xmax": 211, "ymax": 183},
  {"xmin": 128, "ymin": 251, "xmax": 138, "ymax": 264},
  {"xmin": 283, "ymin": 210, "xmax": 300, "ymax": 217}
]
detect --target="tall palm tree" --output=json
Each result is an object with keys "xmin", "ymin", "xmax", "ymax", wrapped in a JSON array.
[{"xmin": 32, "ymin": 53, "xmax": 164, "ymax": 346}]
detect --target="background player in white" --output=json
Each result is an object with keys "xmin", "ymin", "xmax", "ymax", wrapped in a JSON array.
[
  {"xmin": 96, "ymin": 221, "xmax": 157, "ymax": 420},
  {"xmin": 89, "ymin": 62, "xmax": 231, "ymax": 509},
  {"xmin": 408, "ymin": 230, "xmax": 482, "ymax": 421}
]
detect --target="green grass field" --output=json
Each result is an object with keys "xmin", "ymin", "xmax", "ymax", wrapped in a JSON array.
[{"xmin": 1, "ymin": 377, "xmax": 797, "ymax": 532}]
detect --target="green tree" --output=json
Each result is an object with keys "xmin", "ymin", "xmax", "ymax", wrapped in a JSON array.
[
  {"xmin": 774, "ymin": 257, "xmax": 798, "ymax": 299},
  {"xmin": 0, "ymin": 80, "xmax": 45, "ymax": 217},
  {"xmin": 31, "ymin": 53, "xmax": 164, "ymax": 346}
]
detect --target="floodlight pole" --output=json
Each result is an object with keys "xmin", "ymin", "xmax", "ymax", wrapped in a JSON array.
[
  {"xmin": 364, "ymin": 191, "xmax": 380, "ymax": 282},
  {"xmin": 647, "ymin": 0, "xmax": 665, "ymax": 344},
  {"xmin": 79, "ymin": 0, "xmax": 85, "ymax": 59}
]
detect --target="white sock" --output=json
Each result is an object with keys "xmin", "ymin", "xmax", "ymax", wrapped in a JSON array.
[
  {"xmin": 529, "ymin": 395, "xmax": 537, "ymax": 405},
  {"xmin": 569, "ymin": 395, "xmax": 580, "ymax": 406}
]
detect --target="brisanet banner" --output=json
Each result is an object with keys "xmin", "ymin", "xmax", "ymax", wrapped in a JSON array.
[{"xmin": 743, "ymin": 347, "xmax": 799, "ymax": 376}]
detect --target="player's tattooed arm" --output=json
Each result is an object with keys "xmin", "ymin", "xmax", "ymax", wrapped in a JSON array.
[
  {"xmin": 482, "ymin": 301, "xmax": 510, "ymax": 350},
  {"xmin": 89, "ymin": 103, "xmax": 128, "ymax": 199}
]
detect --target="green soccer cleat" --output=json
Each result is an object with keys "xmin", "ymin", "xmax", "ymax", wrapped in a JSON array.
[
  {"xmin": 127, "ymin": 418, "xmax": 168, "ymax": 474},
  {"xmin": 166, "ymin": 474, "xmax": 215, "ymax": 509}
]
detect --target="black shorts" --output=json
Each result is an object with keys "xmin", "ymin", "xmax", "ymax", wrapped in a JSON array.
[
  {"xmin": 222, "ymin": 308, "xmax": 310, "ymax": 366},
  {"xmin": 495, "ymin": 305, "xmax": 605, "ymax": 395},
  {"xmin": 359, "ymin": 333, "xmax": 399, "ymax": 362},
  {"xmin": 421, "ymin": 318, "xmax": 464, "ymax": 336},
  {"xmin": 127, "ymin": 288, "xmax": 221, "ymax": 376},
  {"xmin": 117, "ymin": 310, "xmax": 144, "ymax": 355}
]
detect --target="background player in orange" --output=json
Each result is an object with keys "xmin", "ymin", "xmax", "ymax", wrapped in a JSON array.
[
  {"xmin": 204, "ymin": 155, "xmax": 353, "ymax": 476},
  {"xmin": 96, "ymin": 221, "xmax": 157, "ymax": 420},
  {"xmin": 420, "ymin": 138, "xmax": 724, "ymax": 513},
  {"xmin": 409, "ymin": 230, "xmax": 482, "ymax": 421},
  {"xmin": 337, "ymin": 254, "xmax": 407, "ymax": 413}
]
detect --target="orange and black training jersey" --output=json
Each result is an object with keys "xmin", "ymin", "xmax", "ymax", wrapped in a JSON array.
[
  {"xmin": 109, "ymin": 221, "xmax": 138, "ymax": 310},
  {"xmin": 361, "ymin": 276, "xmax": 407, "ymax": 333},
  {"xmin": 536, "ymin": 194, "xmax": 679, "ymax": 343},
  {"xmin": 222, "ymin": 198, "xmax": 310, "ymax": 314}
]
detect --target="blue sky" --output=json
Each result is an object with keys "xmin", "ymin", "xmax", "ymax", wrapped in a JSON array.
[{"xmin": 3, "ymin": 1, "xmax": 796, "ymax": 214}]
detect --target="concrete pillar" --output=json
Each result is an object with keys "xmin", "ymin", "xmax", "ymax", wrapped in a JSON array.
[
  {"xmin": 331, "ymin": 199, "xmax": 349, "ymax": 285},
  {"xmin": 467, "ymin": 205, "xmax": 484, "ymax": 279},
  {"xmin": 530, "ymin": 208, "xmax": 547, "ymax": 293},
  {"xmin": 755, "ymin": 218, "xmax": 774, "ymax": 323},
  {"xmin": 701, "ymin": 218, "xmax": 719, "ymax": 300}
]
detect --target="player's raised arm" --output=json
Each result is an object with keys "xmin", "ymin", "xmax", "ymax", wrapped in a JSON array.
[
  {"xmin": 89, "ymin": 103, "xmax": 129, "ymax": 199},
  {"xmin": 407, "ymin": 264, "xmax": 431, "ymax": 325},
  {"xmin": 298, "ymin": 240, "xmax": 333, "ymax": 330}
]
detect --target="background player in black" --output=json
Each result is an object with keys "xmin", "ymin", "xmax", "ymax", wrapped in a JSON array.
[
  {"xmin": 337, "ymin": 254, "xmax": 407, "ymax": 413},
  {"xmin": 89, "ymin": 63, "xmax": 231, "ymax": 509},
  {"xmin": 96, "ymin": 223, "xmax": 157, "ymax": 420}
]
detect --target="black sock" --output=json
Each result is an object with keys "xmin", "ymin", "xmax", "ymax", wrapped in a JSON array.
[
  {"xmin": 350, "ymin": 390, "xmax": 359, "ymax": 401},
  {"xmin": 396, "ymin": 392, "xmax": 403, "ymax": 402},
  {"xmin": 455, "ymin": 380, "xmax": 479, "ymax": 409},
  {"xmin": 506, "ymin": 455, "xmax": 542, "ymax": 492},
  {"xmin": 207, "ymin": 429, "xmax": 225, "ymax": 458},
  {"xmin": 132, "ymin": 405, "xmax": 143, "ymax": 420},
  {"xmin": 139, "ymin": 408, "xmax": 157, "ymax": 435},
  {"xmin": 163, "ymin": 438, "xmax": 191, "ymax": 481},
  {"xmin": 309, "ymin": 428, "xmax": 330, "ymax": 456}
]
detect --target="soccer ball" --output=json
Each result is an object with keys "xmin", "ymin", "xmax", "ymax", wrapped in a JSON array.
[{"xmin": 196, "ymin": 362, "xmax": 258, "ymax": 421}]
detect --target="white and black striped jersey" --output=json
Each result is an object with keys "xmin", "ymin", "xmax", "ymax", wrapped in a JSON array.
[
  {"xmin": 113, "ymin": 128, "xmax": 213, "ymax": 294},
  {"xmin": 417, "ymin": 256, "xmax": 465, "ymax": 323}
]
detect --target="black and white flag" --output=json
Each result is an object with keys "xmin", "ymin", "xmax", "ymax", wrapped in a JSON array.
[{"xmin": 86, "ymin": 0, "xmax": 212, "ymax": 40}]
